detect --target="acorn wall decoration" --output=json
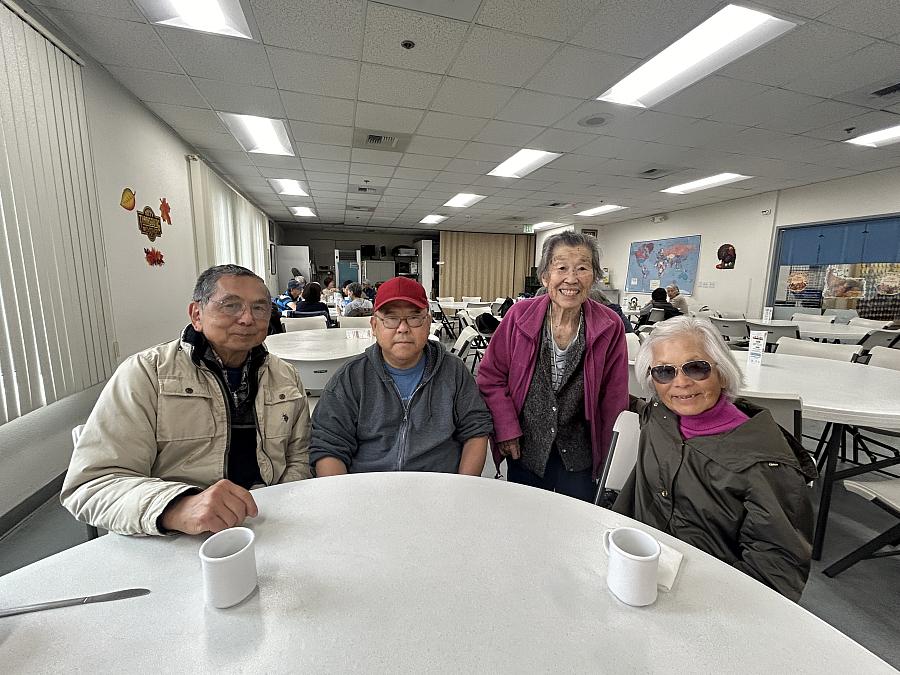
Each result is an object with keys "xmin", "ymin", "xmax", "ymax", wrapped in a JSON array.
[{"xmin": 120, "ymin": 187, "xmax": 136, "ymax": 211}]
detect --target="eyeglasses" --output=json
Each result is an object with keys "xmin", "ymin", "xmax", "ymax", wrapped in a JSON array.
[
  {"xmin": 375, "ymin": 312, "xmax": 428, "ymax": 329},
  {"xmin": 649, "ymin": 360, "xmax": 714, "ymax": 384},
  {"xmin": 206, "ymin": 299, "xmax": 271, "ymax": 321}
]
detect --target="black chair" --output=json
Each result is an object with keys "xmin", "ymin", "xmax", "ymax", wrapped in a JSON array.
[{"xmin": 285, "ymin": 309, "xmax": 336, "ymax": 327}]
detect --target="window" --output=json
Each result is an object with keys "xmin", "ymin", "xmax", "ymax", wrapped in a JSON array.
[{"xmin": 0, "ymin": 4, "xmax": 115, "ymax": 425}]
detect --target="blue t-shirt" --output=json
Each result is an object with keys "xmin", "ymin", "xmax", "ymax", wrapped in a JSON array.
[{"xmin": 384, "ymin": 356, "xmax": 426, "ymax": 402}]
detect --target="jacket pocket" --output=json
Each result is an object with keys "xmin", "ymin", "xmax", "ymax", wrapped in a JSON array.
[
  {"xmin": 157, "ymin": 379, "xmax": 217, "ymax": 441},
  {"xmin": 262, "ymin": 386, "xmax": 304, "ymax": 439}
]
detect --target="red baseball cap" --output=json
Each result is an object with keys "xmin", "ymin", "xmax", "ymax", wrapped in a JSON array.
[{"xmin": 374, "ymin": 276, "xmax": 429, "ymax": 311}]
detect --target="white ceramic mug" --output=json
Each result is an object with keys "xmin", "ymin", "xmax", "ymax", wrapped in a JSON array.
[
  {"xmin": 199, "ymin": 527, "xmax": 258, "ymax": 609},
  {"xmin": 603, "ymin": 527, "xmax": 661, "ymax": 607}
]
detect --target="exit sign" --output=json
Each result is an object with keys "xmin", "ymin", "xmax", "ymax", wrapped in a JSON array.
[{"xmin": 523, "ymin": 224, "xmax": 534, "ymax": 234}]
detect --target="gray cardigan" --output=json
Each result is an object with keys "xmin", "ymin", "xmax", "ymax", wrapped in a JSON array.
[{"xmin": 310, "ymin": 340, "xmax": 493, "ymax": 473}]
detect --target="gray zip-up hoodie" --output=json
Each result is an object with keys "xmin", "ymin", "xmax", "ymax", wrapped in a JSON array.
[{"xmin": 310, "ymin": 340, "xmax": 493, "ymax": 473}]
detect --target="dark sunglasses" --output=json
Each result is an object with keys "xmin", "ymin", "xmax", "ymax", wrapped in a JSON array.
[{"xmin": 649, "ymin": 360, "xmax": 713, "ymax": 384}]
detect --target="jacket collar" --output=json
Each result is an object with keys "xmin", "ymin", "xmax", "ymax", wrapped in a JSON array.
[
  {"xmin": 510, "ymin": 295, "xmax": 617, "ymax": 345},
  {"xmin": 179, "ymin": 324, "xmax": 268, "ymax": 371},
  {"xmin": 366, "ymin": 338, "xmax": 441, "ymax": 386}
]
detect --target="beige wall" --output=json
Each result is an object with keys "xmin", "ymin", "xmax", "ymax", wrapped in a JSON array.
[{"xmin": 439, "ymin": 231, "xmax": 534, "ymax": 301}]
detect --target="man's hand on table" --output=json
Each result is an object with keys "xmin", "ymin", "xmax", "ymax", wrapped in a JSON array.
[{"xmin": 160, "ymin": 479, "xmax": 258, "ymax": 535}]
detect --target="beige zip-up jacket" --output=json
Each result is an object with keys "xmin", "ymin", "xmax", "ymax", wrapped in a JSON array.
[{"xmin": 60, "ymin": 334, "xmax": 311, "ymax": 535}]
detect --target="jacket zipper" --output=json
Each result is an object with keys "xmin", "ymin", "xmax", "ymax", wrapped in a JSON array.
[
  {"xmin": 204, "ymin": 364, "xmax": 233, "ymax": 480},
  {"xmin": 392, "ymin": 379, "xmax": 426, "ymax": 471}
]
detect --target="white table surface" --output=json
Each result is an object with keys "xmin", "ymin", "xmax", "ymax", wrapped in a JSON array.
[
  {"xmin": 1, "ymin": 474, "xmax": 894, "ymax": 674},
  {"xmin": 438, "ymin": 301, "xmax": 468, "ymax": 311},
  {"xmin": 745, "ymin": 319, "xmax": 877, "ymax": 342},
  {"xmin": 265, "ymin": 328, "xmax": 375, "ymax": 362}
]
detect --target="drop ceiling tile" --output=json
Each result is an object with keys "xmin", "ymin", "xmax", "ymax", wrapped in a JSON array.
[
  {"xmin": 803, "ymin": 109, "xmax": 900, "ymax": 142},
  {"xmin": 175, "ymin": 127, "xmax": 244, "ymax": 152},
  {"xmin": 350, "ymin": 163, "xmax": 397, "ymax": 177},
  {"xmin": 457, "ymin": 142, "xmax": 521, "ymax": 162},
  {"xmin": 473, "ymin": 120, "xmax": 543, "ymax": 146},
  {"xmin": 215, "ymin": 161, "xmax": 264, "ymax": 177},
  {"xmin": 31, "ymin": 0, "xmax": 144, "ymax": 21},
  {"xmin": 363, "ymin": 4, "xmax": 468, "ymax": 74},
  {"xmin": 399, "ymin": 153, "xmax": 452, "ymax": 170},
  {"xmin": 383, "ymin": 187, "xmax": 422, "ymax": 197},
  {"xmin": 306, "ymin": 172, "xmax": 351, "ymax": 184},
  {"xmin": 157, "ymin": 28, "xmax": 275, "ymax": 86},
  {"xmin": 404, "ymin": 136, "xmax": 467, "ymax": 157},
  {"xmin": 302, "ymin": 160, "xmax": 350, "ymax": 174},
  {"xmin": 42, "ymin": 10, "xmax": 180, "ymax": 72},
  {"xmin": 708, "ymin": 88, "xmax": 822, "ymax": 127},
  {"xmin": 355, "ymin": 103, "xmax": 425, "ymax": 133},
  {"xmin": 445, "ymin": 158, "xmax": 500, "ymax": 173},
  {"xmin": 393, "ymin": 168, "xmax": 439, "ymax": 181},
  {"xmin": 415, "ymin": 112, "xmax": 489, "ymax": 141},
  {"xmin": 250, "ymin": 155, "xmax": 304, "ymax": 170},
  {"xmin": 552, "ymin": 100, "xmax": 642, "ymax": 134},
  {"xmin": 202, "ymin": 149, "xmax": 250, "ymax": 165},
  {"xmin": 752, "ymin": 0, "xmax": 843, "ymax": 18},
  {"xmin": 296, "ymin": 143, "xmax": 352, "ymax": 161},
  {"xmin": 528, "ymin": 128, "xmax": 595, "ymax": 153},
  {"xmin": 357, "ymin": 64, "xmax": 442, "ymax": 109},
  {"xmin": 527, "ymin": 46, "xmax": 639, "ymax": 98},
  {"xmin": 653, "ymin": 77, "xmax": 771, "ymax": 120},
  {"xmin": 350, "ymin": 149, "xmax": 404, "ymax": 165},
  {"xmin": 289, "ymin": 120, "xmax": 353, "ymax": 146},
  {"xmin": 476, "ymin": 0, "xmax": 602, "ymax": 41},
  {"xmin": 281, "ymin": 92, "xmax": 356, "ymax": 126},
  {"xmin": 105, "ymin": 66, "xmax": 206, "ymax": 106},
  {"xmin": 818, "ymin": 0, "xmax": 900, "ymax": 39},
  {"xmin": 389, "ymin": 178, "xmax": 430, "ymax": 190},
  {"xmin": 545, "ymin": 154, "xmax": 610, "ymax": 171},
  {"xmin": 348, "ymin": 174, "xmax": 389, "ymax": 187},
  {"xmin": 759, "ymin": 99, "xmax": 871, "ymax": 134},
  {"xmin": 267, "ymin": 47, "xmax": 359, "ymax": 98},
  {"xmin": 250, "ymin": 0, "xmax": 363, "ymax": 59},
  {"xmin": 430, "ymin": 78, "xmax": 517, "ymax": 118},
  {"xmin": 145, "ymin": 102, "xmax": 224, "ymax": 132},
  {"xmin": 569, "ymin": 0, "xmax": 720, "ymax": 59},
  {"xmin": 257, "ymin": 167, "xmax": 306, "ymax": 180},
  {"xmin": 193, "ymin": 78, "xmax": 285, "ymax": 117},
  {"xmin": 449, "ymin": 26, "xmax": 558, "ymax": 87},
  {"xmin": 495, "ymin": 90, "xmax": 583, "ymax": 126},
  {"xmin": 719, "ymin": 22, "xmax": 874, "ymax": 87},
  {"xmin": 785, "ymin": 42, "xmax": 900, "ymax": 99}
]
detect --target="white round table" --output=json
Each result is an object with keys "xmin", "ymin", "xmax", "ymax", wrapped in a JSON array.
[
  {"xmin": 0, "ymin": 475, "xmax": 893, "ymax": 673},
  {"xmin": 745, "ymin": 319, "xmax": 874, "ymax": 342},
  {"xmin": 265, "ymin": 329, "xmax": 375, "ymax": 394}
]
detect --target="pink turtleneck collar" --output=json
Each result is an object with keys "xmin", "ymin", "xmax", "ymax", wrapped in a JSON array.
[{"xmin": 678, "ymin": 394, "xmax": 749, "ymax": 440}]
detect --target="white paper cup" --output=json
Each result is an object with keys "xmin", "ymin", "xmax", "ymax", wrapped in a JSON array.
[
  {"xmin": 603, "ymin": 527, "xmax": 660, "ymax": 607},
  {"xmin": 199, "ymin": 527, "xmax": 258, "ymax": 608}
]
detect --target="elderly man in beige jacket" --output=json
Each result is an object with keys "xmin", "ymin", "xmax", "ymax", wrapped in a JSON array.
[{"xmin": 61, "ymin": 265, "xmax": 311, "ymax": 536}]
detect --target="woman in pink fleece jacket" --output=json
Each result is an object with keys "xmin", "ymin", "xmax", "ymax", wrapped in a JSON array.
[{"xmin": 476, "ymin": 232, "xmax": 629, "ymax": 501}]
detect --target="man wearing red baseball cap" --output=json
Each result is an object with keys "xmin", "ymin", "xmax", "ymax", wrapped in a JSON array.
[{"xmin": 310, "ymin": 277, "xmax": 492, "ymax": 476}]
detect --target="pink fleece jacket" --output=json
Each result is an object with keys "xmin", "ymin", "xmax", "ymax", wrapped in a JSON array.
[{"xmin": 476, "ymin": 295, "xmax": 629, "ymax": 478}]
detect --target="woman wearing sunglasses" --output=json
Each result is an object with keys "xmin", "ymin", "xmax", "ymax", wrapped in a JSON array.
[{"xmin": 614, "ymin": 316, "xmax": 817, "ymax": 601}]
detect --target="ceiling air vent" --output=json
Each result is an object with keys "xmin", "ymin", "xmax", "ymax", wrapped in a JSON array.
[
  {"xmin": 352, "ymin": 128, "xmax": 411, "ymax": 153},
  {"xmin": 633, "ymin": 165, "xmax": 683, "ymax": 180},
  {"xmin": 542, "ymin": 201, "xmax": 576, "ymax": 208},
  {"xmin": 841, "ymin": 78, "xmax": 900, "ymax": 108},
  {"xmin": 872, "ymin": 81, "xmax": 900, "ymax": 98},
  {"xmin": 356, "ymin": 185, "xmax": 380, "ymax": 194},
  {"xmin": 347, "ymin": 205, "xmax": 375, "ymax": 212}
]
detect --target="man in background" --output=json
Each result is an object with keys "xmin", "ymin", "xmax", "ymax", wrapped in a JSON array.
[{"xmin": 666, "ymin": 283, "xmax": 690, "ymax": 315}]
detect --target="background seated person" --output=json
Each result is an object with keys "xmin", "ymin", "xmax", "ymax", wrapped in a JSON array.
[
  {"xmin": 275, "ymin": 279, "xmax": 302, "ymax": 312},
  {"xmin": 614, "ymin": 316, "xmax": 816, "ymax": 601},
  {"xmin": 362, "ymin": 279, "xmax": 376, "ymax": 301},
  {"xmin": 310, "ymin": 277, "xmax": 492, "ymax": 476},
  {"xmin": 343, "ymin": 282, "xmax": 374, "ymax": 317},
  {"xmin": 295, "ymin": 282, "xmax": 328, "ymax": 315},
  {"xmin": 636, "ymin": 287, "xmax": 682, "ymax": 326},
  {"xmin": 61, "ymin": 265, "xmax": 311, "ymax": 536},
  {"xmin": 666, "ymin": 283, "xmax": 690, "ymax": 315}
]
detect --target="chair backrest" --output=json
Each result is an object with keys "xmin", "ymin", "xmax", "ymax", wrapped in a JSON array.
[
  {"xmin": 849, "ymin": 317, "xmax": 892, "ymax": 328},
  {"xmin": 467, "ymin": 306, "xmax": 493, "ymax": 319},
  {"xmin": 339, "ymin": 316, "xmax": 372, "ymax": 328},
  {"xmin": 868, "ymin": 346, "xmax": 900, "ymax": 371},
  {"xmin": 450, "ymin": 326, "xmax": 480, "ymax": 357},
  {"xmin": 823, "ymin": 309, "xmax": 858, "ymax": 323},
  {"xmin": 793, "ymin": 312, "xmax": 834, "ymax": 323},
  {"xmin": 739, "ymin": 394, "xmax": 803, "ymax": 442},
  {"xmin": 456, "ymin": 309, "xmax": 475, "ymax": 329},
  {"xmin": 775, "ymin": 336, "xmax": 863, "ymax": 361},
  {"xmin": 746, "ymin": 321, "xmax": 799, "ymax": 347},
  {"xmin": 436, "ymin": 296, "xmax": 454, "ymax": 303},
  {"xmin": 710, "ymin": 317, "xmax": 748, "ymax": 340},
  {"xmin": 596, "ymin": 411, "xmax": 641, "ymax": 494},
  {"xmin": 283, "ymin": 316, "xmax": 327, "ymax": 331},
  {"xmin": 490, "ymin": 301, "xmax": 503, "ymax": 315},
  {"xmin": 461, "ymin": 296, "xmax": 481, "ymax": 303},
  {"xmin": 625, "ymin": 332, "xmax": 641, "ymax": 361},
  {"xmin": 429, "ymin": 322, "xmax": 443, "ymax": 337},
  {"xmin": 429, "ymin": 300, "xmax": 444, "ymax": 314},
  {"xmin": 857, "ymin": 329, "xmax": 900, "ymax": 351},
  {"xmin": 648, "ymin": 307, "xmax": 665, "ymax": 323},
  {"xmin": 716, "ymin": 311, "xmax": 746, "ymax": 319}
]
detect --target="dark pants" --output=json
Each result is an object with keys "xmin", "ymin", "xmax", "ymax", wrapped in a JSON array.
[{"xmin": 507, "ymin": 451, "xmax": 595, "ymax": 502}]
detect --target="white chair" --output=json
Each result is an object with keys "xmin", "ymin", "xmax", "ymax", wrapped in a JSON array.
[
  {"xmin": 849, "ymin": 317, "xmax": 892, "ymax": 329},
  {"xmin": 739, "ymin": 394, "xmax": 803, "ymax": 443},
  {"xmin": 710, "ymin": 317, "xmax": 749, "ymax": 349},
  {"xmin": 466, "ymin": 306, "xmax": 493, "ymax": 319},
  {"xmin": 775, "ymin": 336, "xmax": 863, "ymax": 361},
  {"xmin": 339, "ymin": 316, "xmax": 372, "ymax": 329},
  {"xmin": 625, "ymin": 332, "xmax": 640, "ymax": 361},
  {"xmin": 461, "ymin": 296, "xmax": 481, "ymax": 303},
  {"xmin": 449, "ymin": 326, "xmax": 484, "ymax": 372},
  {"xmin": 746, "ymin": 321, "xmax": 799, "ymax": 351},
  {"xmin": 648, "ymin": 307, "xmax": 665, "ymax": 324},
  {"xmin": 283, "ymin": 316, "xmax": 327, "ymax": 331},
  {"xmin": 716, "ymin": 311, "xmax": 745, "ymax": 319},
  {"xmin": 593, "ymin": 410, "xmax": 641, "ymax": 505},
  {"xmin": 823, "ymin": 309, "xmax": 858, "ymax": 324},
  {"xmin": 71, "ymin": 425, "xmax": 100, "ymax": 540},
  {"xmin": 868, "ymin": 346, "xmax": 900, "ymax": 371},
  {"xmin": 792, "ymin": 312, "xmax": 834, "ymax": 323},
  {"xmin": 307, "ymin": 396, "xmax": 319, "ymax": 415},
  {"xmin": 430, "ymin": 322, "xmax": 443, "ymax": 338},
  {"xmin": 823, "ymin": 478, "xmax": 900, "ymax": 577},
  {"xmin": 436, "ymin": 296, "xmax": 454, "ymax": 303},
  {"xmin": 856, "ymin": 329, "xmax": 900, "ymax": 353}
]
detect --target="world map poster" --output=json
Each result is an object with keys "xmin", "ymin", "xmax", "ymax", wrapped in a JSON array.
[{"xmin": 625, "ymin": 235, "xmax": 701, "ymax": 294}]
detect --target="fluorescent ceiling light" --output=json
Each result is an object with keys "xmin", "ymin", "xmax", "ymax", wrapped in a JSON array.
[
  {"xmin": 532, "ymin": 222, "xmax": 569, "ymax": 231},
  {"xmin": 443, "ymin": 193, "xmax": 486, "ymax": 208},
  {"xmin": 135, "ymin": 0, "xmax": 253, "ymax": 39},
  {"xmin": 268, "ymin": 178, "xmax": 307, "ymax": 196},
  {"xmin": 575, "ymin": 204, "xmax": 628, "ymax": 216},
  {"xmin": 217, "ymin": 113, "xmax": 294, "ymax": 156},
  {"xmin": 845, "ymin": 124, "xmax": 900, "ymax": 148},
  {"xmin": 420, "ymin": 214, "xmax": 447, "ymax": 224},
  {"xmin": 597, "ymin": 4, "xmax": 796, "ymax": 108},
  {"xmin": 488, "ymin": 149, "xmax": 561, "ymax": 178},
  {"xmin": 661, "ymin": 173, "xmax": 752, "ymax": 194},
  {"xmin": 290, "ymin": 207, "xmax": 316, "ymax": 217}
]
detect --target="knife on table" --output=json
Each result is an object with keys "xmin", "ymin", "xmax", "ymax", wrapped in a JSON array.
[{"xmin": 0, "ymin": 588, "xmax": 150, "ymax": 618}]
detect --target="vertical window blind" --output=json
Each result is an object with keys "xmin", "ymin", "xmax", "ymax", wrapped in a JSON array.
[
  {"xmin": 0, "ymin": 3, "xmax": 115, "ymax": 425},
  {"xmin": 188, "ymin": 157, "xmax": 268, "ymax": 277}
]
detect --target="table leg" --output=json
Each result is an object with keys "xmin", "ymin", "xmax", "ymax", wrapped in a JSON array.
[{"xmin": 812, "ymin": 422, "xmax": 844, "ymax": 560}]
